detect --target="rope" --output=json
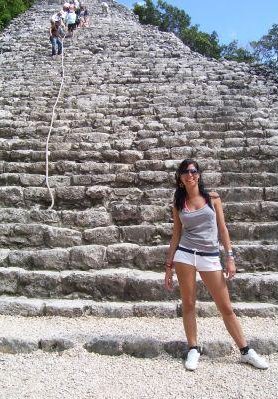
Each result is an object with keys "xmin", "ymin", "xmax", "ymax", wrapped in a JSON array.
[{"xmin": 45, "ymin": 35, "xmax": 65, "ymax": 210}]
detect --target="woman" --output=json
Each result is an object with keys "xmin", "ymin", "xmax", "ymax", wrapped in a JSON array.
[{"xmin": 165, "ymin": 159, "xmax": 269, "ymax": 371}]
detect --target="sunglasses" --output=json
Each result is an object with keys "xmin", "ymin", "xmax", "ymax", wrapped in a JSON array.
[{"xmin": 181, "ymin": 168, "xmax": 198, "ymax": 175}]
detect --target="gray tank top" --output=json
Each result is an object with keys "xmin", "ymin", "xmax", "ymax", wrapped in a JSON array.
[{"xmin": 179, "ymin": 204, "xmax": 219, "ymax": 252}]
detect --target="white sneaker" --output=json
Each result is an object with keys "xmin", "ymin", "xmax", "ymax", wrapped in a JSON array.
[
  {"xmin": 240, "ymin": 349, "xmax": 269, "ymax": 369},
  {"xmin": 185, "ymin": 348, "xmax": 200, "ymax": 371}
]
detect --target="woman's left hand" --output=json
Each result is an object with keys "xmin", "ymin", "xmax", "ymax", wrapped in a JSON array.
[
  {"xmin": 225, "ymin": 257, "xmax": 236, "ymax": 279},
  {"xmin": 164, "ymin": 264, "xmax": 174, "ymax": 291}
]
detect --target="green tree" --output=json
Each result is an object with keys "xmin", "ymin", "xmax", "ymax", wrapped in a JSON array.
[
  {"xmin": 221, "ymin": 40, "xmax": 257, "ymax": 63},
  {"xmin": 133, "ymin": 0, "xmax": 221, "ymax": 59},
  {"xmin": 181, "ymin": 26, "xmax": 221, "ymax": 58},
  {"xmin": 133, "ymin": 0, "xmax": 161, "ymax": 27},
  {"xmin": 157, "ymin": 0, "xmax": 190, "ymax": 34},
  {"xmin": 0, "ymin": 0, "xmax": 34, "ymax": 30},
  {"xmin": 251, "ymin": 24, "xmax": 278, "ymax": 69}
]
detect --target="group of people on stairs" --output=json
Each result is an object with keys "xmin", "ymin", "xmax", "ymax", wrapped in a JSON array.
[{"xmin": 49, "ymin": 1, "xmax": 89, "ymax": 57}]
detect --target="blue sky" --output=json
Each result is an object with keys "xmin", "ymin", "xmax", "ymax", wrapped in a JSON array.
[{"xmin": 118, "ymin": 0, "xmax": 278, "ymax": 47}]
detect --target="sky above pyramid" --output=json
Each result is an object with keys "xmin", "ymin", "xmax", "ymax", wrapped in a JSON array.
[{"xmin": 119, "ymin": 0, "xmax": 278, "ymax": 48}]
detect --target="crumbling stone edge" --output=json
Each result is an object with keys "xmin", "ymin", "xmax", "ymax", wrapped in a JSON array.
[{"xmin": 0, "ymin": 335, "xmax": 277, "ymax": 358}]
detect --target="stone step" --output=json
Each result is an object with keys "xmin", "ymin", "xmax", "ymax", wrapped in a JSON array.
[
  {"xmin": 0, "ymin": 188, "xmax": 277, "ymax": 222},
  {"xmin": 0, "ymin": 223, "xmax": 82, "ymax": 249},
  {"xmin": 1, "ymin": 158, "xmax": 278, "ymax": 187},
  {"xmin": 0, "ymin": 267, "xmax": 277, "ymax": 302},
  {"xmin": 227, "ymin": 222, "xmax": 278, "ymax": 242},
  {"xmin": 1, "ymin": 145, "xmax": 278, "ymax": 175},
  {"xmin": 1, "ymin": 174, "xmax": 276, "ymax": 204},
  {"xmin": 0, "ymin": 296, "xmax": 277, "ymax": 318},
  {"xmin": 0, "ymin": 240, "xmax": 276, "ymax": 270},
  {"xmin": 0, "ymin": 315, "xmax": 277, "ymax": 358},
  {"xmin": 0, "ymin": 202, "xmax": 277, "ymax": 244}
]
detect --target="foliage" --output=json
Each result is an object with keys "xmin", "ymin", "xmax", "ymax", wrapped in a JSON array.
[
  {"xmin": 0, "ymin": 0, "xmax": 34, "ymax": 30},
  {"xmin": 181, "ymin": 27, "xmax": 221, "ymax": 58},
  {"xmin": 133, "ymin": 0, "xmax": 278, "ymax": 66},
  {"xmin": 133, "ymin": 0, "xmax": 221, "ymax": 59},
  {"xmin": 251, "ymin": 24, "xmax": 278, "ymax": 70},
  {"xmin": 221, "ymin": 40, "xmax": 257, "ymax": 63}
]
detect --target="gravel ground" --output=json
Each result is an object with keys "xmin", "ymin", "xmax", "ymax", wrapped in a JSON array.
[
  {"xmin": 0, "ymin": 315, "xmax": 277, "ymax": 343},
  {"xmin": 0, "ymin": 315, "xmax": 277, "ymax": 398},
  {"xmin": 0, "ymin": 348, "xmax": 277, "ymax": 399}
]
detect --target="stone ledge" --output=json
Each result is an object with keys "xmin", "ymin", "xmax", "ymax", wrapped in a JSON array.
[
  {"xmin": 0, "ymin": 268, "xmax": 278, "ymax": 302},
  {"xmin": 85, "ymin": 335, "xmax": 278, "ymax": 358},
  {"xmin": 0, "ymin": 296, "xmax": 277, "ymax": 318},
  {"xmin": 0, "ymin": 334, "xmax": 276, "ymax": 358}
]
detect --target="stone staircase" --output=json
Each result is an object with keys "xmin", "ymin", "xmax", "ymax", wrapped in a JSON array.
[{"xmin": 0, "ymin": 0, "xmax": 278, "ymax": 356}]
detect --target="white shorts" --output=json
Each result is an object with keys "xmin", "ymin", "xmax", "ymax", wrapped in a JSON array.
[{"xmin": 173, "ymin": 246, "xmax": 223, "ymax": 272}]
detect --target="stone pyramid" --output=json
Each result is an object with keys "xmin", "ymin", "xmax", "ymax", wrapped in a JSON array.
[{"xmin": 0, "ymin": 0, "xmax": 277, "ymax": 350}]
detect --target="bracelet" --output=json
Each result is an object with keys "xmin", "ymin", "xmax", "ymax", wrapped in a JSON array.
[
  {"xmin": 166, "ymin": 262, "xmax": 173, "ymax": 269},
  {"xmin": 226, "ymin": 250, "xmax": 234, "ymax": 257}
]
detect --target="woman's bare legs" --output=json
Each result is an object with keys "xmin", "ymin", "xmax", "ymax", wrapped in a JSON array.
[
  {"xmin": 199, "ymin": 270, "xmax": 247, "ymax": 348},
  {"xmin": 175, "ymin": 262, "xmax": 197, "ymax": 347}
]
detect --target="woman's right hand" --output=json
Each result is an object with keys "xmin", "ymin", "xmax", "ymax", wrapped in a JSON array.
[{"xmin": 164, "ymin": 262, "xmax": 174, "ymax": 291}]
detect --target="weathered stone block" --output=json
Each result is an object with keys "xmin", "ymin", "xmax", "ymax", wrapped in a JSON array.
[
  {"xmin": 265, "ymin": 187, "xmax": 278, "ymax": 201},
  {"xmin": 163, "ymin": 340, "xmax": 188, "ymax": 359},
  {"xmin": 138, "ymin": 171, "xmax": 168, "ymax": 183},
  {"xmin": 80, "ymin": 161, "xmax": 109, "ymax": 173},
  {"xmin": 136, "ymin": 138, "xmax": 158, "ymax": 151},
  {"xmin": 144, "ymin": 148, "xmax": 169, "ymax": 160},
  {"xmin": 86, "ymin": 185, "xmax": 112, "ymax": 199},
  {"xmin": 115, "ymin": 172, "xmax": 137, "ymax": 183},
  {"xmin": 24, "ymin": 187, "xmax": 53, "ymax": 204},
  {"xmin": 120, "ymin": 150, "xmax": 144, "ymax": 163},
  {"xmin": 170, "ymin": 146, "xmax": 193, "ymax": 159},
  {"xmin": 8, "ymin": 250, "xmax": 34, "ymax": 268},
  {"xmin": 135, "ymin": 245, "xmax": 167, "ymax": 270},
  {"xmin": 39, "ymin": 338, "xmax": 74, "ymax": 352},
  {"xmin": 84, "ymin": 226, "xmax": 120, "ymax": 245},
  {"xmin": 56, "ymin": 186, "xmax": 86, "ymax": 202},
  {"xmin": 123, "ymin": 337, "xmax": 162, "ymax": 358},
  {"xmin": 0, "ymin": 186, "xmax": 24, "ymax": 206},
  {"xmin": 84, "ymin": 337, "xmax": 123, "ymax": 356},
  {"xmin": 44, "ymin": 226, "xmax": 82, "ymax": 248},
  {"xmin": 111, "ymin": 204, "xmax": 141, "ymax": 223},
  {"xmin": 0, "ymin": 337, "xmax": 38, "ymax": 354},
  {"xmin": 32, "ymin": 249, "xmax": 70, "ymax": 271},
  {"xmin": 0, "ymin": 249, "xmax": 10, "ymax": 266},
  {"xmin": 63, "ymin": 209, "xmax": 111, "ymax": 228},
  {"xmin": 61, "ymin": 271, "xmax": 126, "ymax": 300},
  {"xmin": 121, "ymin": 225, "xmax": 156, "ymax": 244},
  {"xmin": 107, "ymin": 243, "xmax": 139, "ymax": 265},
  {"xmin": 12, "ymin": 224, "xmax": 45, "ymax": 247},
  {"xmin": 135, "ymin": 160, "xmax": 164, "ymax": 171},
  {"xmin": 202, "ymin": 341, "xmax": 233, "ymax": 357},
  {"xmin": 19, "ymin": 174, "xmax": 45, "ymax": 186},
  {"xmin": 70, "ymin": 245, "xmax": 107, "ymax": 270},
  {"xmin": 111, "ymin": 188, "xmax": 143, "ymax": 202},
  {"xmin": 18, "ymin": 270, "xmax": 62, "ymax": 298},
  {"xmin": 140, "ymin": 205, "xmax": 170, "ymax": 223},
  {"xmin": 0, "ymin": 268, "xmax": 19, "ymax": 295},
  {"xmin": 0, "ymin": 297, "xmax": 44, "ymax": 316}
]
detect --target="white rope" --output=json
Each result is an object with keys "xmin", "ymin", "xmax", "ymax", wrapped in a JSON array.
[{"xmin": 45, "ymin": 36, "xmax": 65, "ymax": 210}]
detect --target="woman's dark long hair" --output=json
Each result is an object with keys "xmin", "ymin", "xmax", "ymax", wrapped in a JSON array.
[{"xmin": 174, "ymin": 159, "xmax": 213, "ymax": 211}]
